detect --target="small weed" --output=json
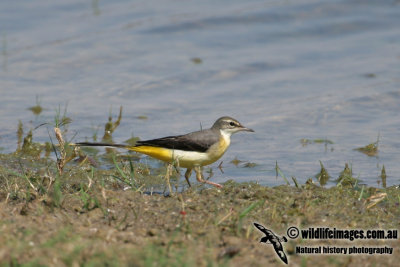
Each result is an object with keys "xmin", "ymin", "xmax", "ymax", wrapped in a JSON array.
[
  {"xmin": 137, "ymin": 115, "xmax": 148, "ymax": 120},
  {"xmin": 27, "ymin": 95, "xmax": 43, "ymax": 115},
  {"xmin": 315, "ymin": 161, "xmax": 330, "ymax": 186},
  {"xmin": 354, "ymin": 135, "xmax": 379, "ymax": 157},
  {"xmin": 17, "ymin": 120, "xmax": 23, "ymax": 150},
  {"xmin": 111, "ymin": 155, "xmax": 141, "ymax": 190},
  {"xmin": 124, "ymin": 135, "xmax": 140, "ymax": 146},
  {"xmin": 51, "ymin": 178, "xmax": 64, "ymax": 208},
  {"xmin": 6, "ymin": 167, "xmax": 38, "ymax": 194},
  {"xmin": 191, "ymin": 57, "xmax": 203, "ymax": 64},
  {"xmin": 54, "ymin": 104, "xmax": 72, "ymax": 129},
  {"xmin": 275, "ymin": 161, "xmax": 290, "ymax": 185},
  {"xmin": 50, "ymin": 105, "xmax": 76, "ymax": 175},
  {"xmin": 336, "ymin": 163, "xmax": 358, "ymax": 187},
  {"xmin": 236, "ymin": 200, "xmax": 263, "ymax": 235},
  {"xmin": 300, "ymin": 138, "xmax": 334, "ymax": 146},
  {"xmin": 380, "ymin": 165, "xmax": 387, "ymax": 188},
  {"xmin": 230, "ymin": 157, "xmax": 243, "ymax": 166},
  {"xmin": 79, "ymin": 187, "xmax": 100, "ymax": 211},
  {"xmin": 21, "ymin": 130, "xmax": 42, "ymax": 157},
  {"xmin": 102, "ymin": 106, "xmax": 123, "ymax": 142},
  {"xmin": 230, "ymin": 157, "xmax": 256, "ymax": 168},
  {"xmin": 292, "ymin": 176, "xmax": 299, "ymax": 188},
  {"xmin": 242, "ymin": 162, "xmax": 257, "ymax": 168}
]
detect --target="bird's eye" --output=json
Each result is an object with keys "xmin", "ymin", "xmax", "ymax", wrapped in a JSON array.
[{"xmin": 229, "ymin": 121, "xmax": 235, "ymax": 127}]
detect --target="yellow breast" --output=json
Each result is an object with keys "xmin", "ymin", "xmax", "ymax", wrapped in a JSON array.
[{"xmin": 202, "ymin": 132, "xmax": 230, "ymax": 165}]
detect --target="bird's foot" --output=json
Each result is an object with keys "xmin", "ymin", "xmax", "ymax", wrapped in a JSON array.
[
  {"xmin": 198, "ymin": 176, "xmax": 223, "ymax": 188},
  {"xmin": 204, "ymin": 180, "xmax": 223, "ymax": 188},
  {"xmin": 194, "ymin": 166, "xmax": 223, "ymax": 188}
]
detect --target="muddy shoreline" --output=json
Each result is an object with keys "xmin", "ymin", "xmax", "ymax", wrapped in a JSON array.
[{"xmin": 0, "ymin": 152, "xmax": 398, "ymax": 266}]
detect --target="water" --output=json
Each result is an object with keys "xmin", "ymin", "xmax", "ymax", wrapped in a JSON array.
[{"xmin": 1, "ymin": 0, "xmax": 399, "ymax": 187}]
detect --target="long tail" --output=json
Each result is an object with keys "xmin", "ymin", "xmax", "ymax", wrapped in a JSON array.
[
  {"xmin": 74, "ymin": 142, "xmax": 132, "ymax": 149},
  {"xmin": 75, "ymin": 142, "xmax": 173, "ymax": 163}
]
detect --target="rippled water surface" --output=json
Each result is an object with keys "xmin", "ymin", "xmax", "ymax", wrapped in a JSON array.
[{"xmin": 1, "ymin": 0, "xmax": 399, "ymax": 186}]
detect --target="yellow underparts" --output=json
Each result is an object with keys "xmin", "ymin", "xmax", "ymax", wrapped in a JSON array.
[
  {"xmin": 202, "ymin": 135, "xmax": 230, "ymax": 165},
  {"xmin": 127, "ymin": 135, "xmax": 230, "ymax": 168},
  {"xmin": 128, "ymin": 146, "xmax": 173, "ymax": 163}
]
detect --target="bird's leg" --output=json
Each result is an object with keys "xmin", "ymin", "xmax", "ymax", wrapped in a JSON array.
[
  {"xmin": 194, "ymin": 166, "xmax": 223, "ymax": 188},
  {"xmin": 165, "ymin": 163, "xmax": 173, "ymax": 194},
  {"xmin": 184, "ymin": 168, "xmax": 192, "ymax": 187}
]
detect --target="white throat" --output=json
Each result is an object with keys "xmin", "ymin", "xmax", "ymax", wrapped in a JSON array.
[{"xmin": 220, "ymin": 129, "xmax": 232, "ymax": 145}]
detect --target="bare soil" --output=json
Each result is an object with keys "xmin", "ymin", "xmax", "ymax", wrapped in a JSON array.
[{"xmin": 0, "ymin": 152, "xmax": 399, "ymax": 267}]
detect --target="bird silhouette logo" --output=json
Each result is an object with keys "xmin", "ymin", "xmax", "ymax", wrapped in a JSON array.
[{"xmin": 253, "ymin": 222, "xmax": 288, "ymax": 264}]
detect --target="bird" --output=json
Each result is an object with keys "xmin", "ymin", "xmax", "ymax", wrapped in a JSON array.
[
  {"xmin": 253, "ymin": 223, "xmax": 288, "ymax": 264},
  {"xmin": 75, "ymin": 116, "xmax": 254, "ymax": 189}
]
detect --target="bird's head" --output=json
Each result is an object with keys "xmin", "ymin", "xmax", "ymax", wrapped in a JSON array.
[{"xmin": 212, "ymin": 116, "xmax": 254, "ymax": 136}]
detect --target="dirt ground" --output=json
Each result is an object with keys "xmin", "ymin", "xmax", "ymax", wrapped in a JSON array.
[{"xmin": 0, "ymin": 149, "xmax": 399, "ymax": 267}]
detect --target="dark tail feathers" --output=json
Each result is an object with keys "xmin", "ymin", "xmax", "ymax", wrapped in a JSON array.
[{"xmin": 75, "ymin": 142, "xmax": 129, "ymax": 149}]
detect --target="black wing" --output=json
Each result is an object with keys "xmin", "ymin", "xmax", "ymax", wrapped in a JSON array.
[
  {"xmin": 136, "ymin": 128, "xmax": 219, "ymax": 153},
  {"xmin": 272, "ymin": 243, "xmax": 288, "ymax": 264},
  {"xmin": 254, "ymin": 223, "xmax": 269, "ymax": 235}
]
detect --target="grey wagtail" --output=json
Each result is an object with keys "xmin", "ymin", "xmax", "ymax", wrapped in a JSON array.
[{"xmin": 76, "ymin": 116, "xmax": 254, "ymax": 188}]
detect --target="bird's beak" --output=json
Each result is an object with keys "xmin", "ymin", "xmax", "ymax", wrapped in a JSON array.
[{"xmin": 240, "ymin": 125, "xmax": 254, "ymax": 132}]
